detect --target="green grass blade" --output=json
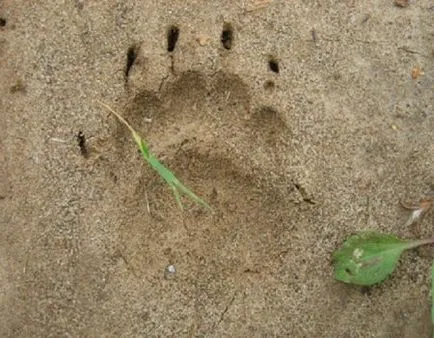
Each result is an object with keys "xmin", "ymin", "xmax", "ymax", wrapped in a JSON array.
[
  {"xmin": 136, "ymin": 133, "xmax": 150, "ymax": 158},
  {"xmin": 98, "ymin": 100, "xmax": 210, "ymax": 210},
  {"xmin": 173, "ymin": 179, "xmax": 211, "ymax": 209},
  {"xmin": 147, "ymin": 154, "xmax": 179, "ymax": 185},
  {"xmin": 172, "ymin": 185, "xmax": 183, "ymax": 210},
  {"xmin": 147, "ymin": 155, "xmax": 211, "ymax": 209}
]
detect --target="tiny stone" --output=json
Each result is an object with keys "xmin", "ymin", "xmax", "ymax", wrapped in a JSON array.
[
  {"xmin": 164, "ymin": 264, "xmax": 176, "ymax": 279},
  {"xmin": 167, "ymin": 265, "xmax": 176, "ymax": 274},
  {"xmin": 394, "ymin": 0, "xmax": 409, "ymax": 8}
]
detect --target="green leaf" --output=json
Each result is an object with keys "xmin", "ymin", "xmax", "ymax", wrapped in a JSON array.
[{"xmin": 333, "ymin": 232, "xmax": 412, "ymax": 286}]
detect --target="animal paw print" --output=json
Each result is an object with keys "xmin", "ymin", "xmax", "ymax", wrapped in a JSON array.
[
  {"xmin": 110, "ymin": 22, "xmax": 303, "ymax": 277},
  {"xmin": 121, "ymin": 24, "xmax": 288, "ymax": 167}
]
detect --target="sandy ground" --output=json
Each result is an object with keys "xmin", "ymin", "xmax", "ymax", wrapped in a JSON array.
[{"xmin": 1, "ymin": 0, "xmax": 433, "ymax": 337}]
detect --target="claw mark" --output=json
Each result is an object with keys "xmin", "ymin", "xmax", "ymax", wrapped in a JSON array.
[
  {"xmin": 125, "ymin": 45, "xmax": 138, "ymax": 80},
  {"xmin": 268, "ymin": 58, "xmax": 280, "ymax": 73},
  {"xmin": 167, "ymin": 26, "xmax": 180, "ymax": 52},
  {"xmin": 167, "ymin": 26, "xmax": 179, "ymax": 72},
  {"xmin": 221, "ymin": 23, "xmax": 234, "ymax": 50},
  {"xmin": 77, "ymin": 131, "xmax": 88, "ymax": 158}
]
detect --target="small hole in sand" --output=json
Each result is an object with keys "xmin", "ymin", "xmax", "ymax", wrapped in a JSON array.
[
  {"xmin": 0, "ymin": 18, "xmax": 6, "ymax": 27},
  {"xmin": 221, "ymin": 23, "xmax": 233, "ymax": 50},
  {"xmin": 167, "ymin": 26, "xmax": 179, "ymax": 52},
  {"xmin": 268, "ymin": 58, "xmax": 279, "ymax": 73},
  {"xmin": 264, "ymin": 80, "xmax": 275, "ymax": 92},
  {"xmin": 125, "ymin": 45, "xmax": 138, "ymax": 79}
]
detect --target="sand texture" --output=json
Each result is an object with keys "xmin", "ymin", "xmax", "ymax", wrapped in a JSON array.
[{"xmin": 1, "ymin": 0, "xmax": 433, "ymax": 337}]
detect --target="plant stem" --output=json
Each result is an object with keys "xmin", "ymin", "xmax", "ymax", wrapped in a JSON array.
[
  {"xmin": 98, "ymin": 100, "xmax": 136, "ymax": 136},
  {"xmin": 406, "ymin": 237, "xmax": 434, "ymax": 250}
]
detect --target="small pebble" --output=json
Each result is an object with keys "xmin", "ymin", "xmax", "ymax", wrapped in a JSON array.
[
  {"xmin": 167, "ymin": 265, "xmax": 176, "ymax": 274},
  {"xmin": 394, "ymin": 0, "xmax": 409, "ymax": 8},
  {"xmin": 164, "ymin": 264, "xmax": 176, "ymax": 279}
]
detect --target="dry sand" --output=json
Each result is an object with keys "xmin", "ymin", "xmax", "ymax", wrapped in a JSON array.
[{"xmin": 1, "ymin": 0, "xmax": 433, "ymax": 336}]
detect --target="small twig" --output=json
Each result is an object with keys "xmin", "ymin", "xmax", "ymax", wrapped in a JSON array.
[
  {"xmin": 400, "ymin": 198, "xmax": 432, "ymax": 233},
  {"xmin": 398, "ymin": 46, "xmax": 430, "ymax": 58},
  {"xmin": 311, "ymin": 28, "xmax": 317, "ymax": 43},
  {"xmin": 216, "ymin": 292, "xmax": 237, "ymax": 327},
  {"xmin": 98, "ymin": 100, "xmax": 136, "ymax": 136},
  {"xmin": 245, "ymin": 0, "xmax": 272, "ymax": 12},
  {"xmin": 361, "ymin": 14, "xmax": 370, "ymax": 24},
  {"xmin": 144, "ymin": 191, "xmax": 151, "ymax": 214},
  {"xmin": 50, "ymin": 137, "xmax": 68, "ymax": 143}
]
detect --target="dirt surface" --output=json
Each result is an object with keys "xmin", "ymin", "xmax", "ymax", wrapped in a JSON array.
[{"xmin": 1, "ymin": 0, "xmax": 433, "ymax": 337}]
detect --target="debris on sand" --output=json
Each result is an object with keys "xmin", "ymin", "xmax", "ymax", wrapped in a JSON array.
[
  {"xmin": 411, "ymin": 65, "xmax": 424, "ymax": 79},
  {"xmin": 394, "ymin": 0, "xmax": 409, "ymax": 8}
]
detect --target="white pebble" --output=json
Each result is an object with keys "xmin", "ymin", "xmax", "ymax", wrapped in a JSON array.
[{"xmin": 167, "ymin": 265, "xmax": 176, "ymax": 274}]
